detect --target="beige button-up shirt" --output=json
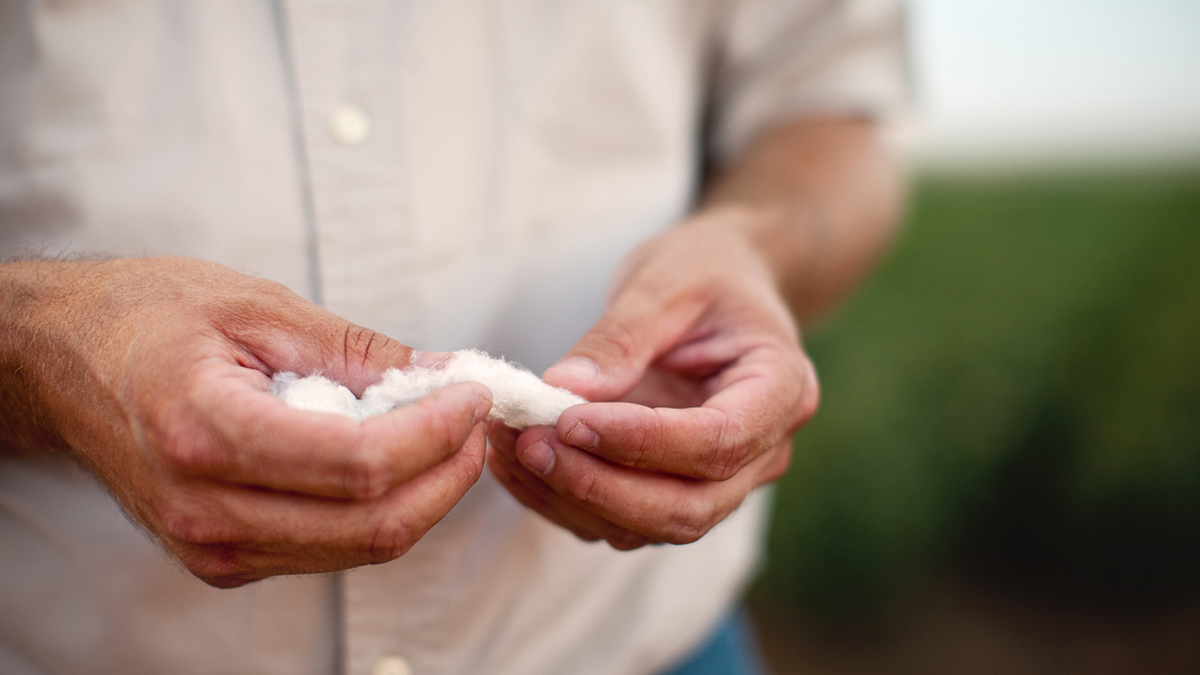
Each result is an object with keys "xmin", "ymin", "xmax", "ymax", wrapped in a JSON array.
[{"xmin": 0, "ymin": 1, "xmax": 908, "ymax": 673}]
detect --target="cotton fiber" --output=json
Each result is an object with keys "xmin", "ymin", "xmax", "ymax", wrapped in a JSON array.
[{"xmin": 271, "ymin": 349, "xmax": 586, "ymax": 429}]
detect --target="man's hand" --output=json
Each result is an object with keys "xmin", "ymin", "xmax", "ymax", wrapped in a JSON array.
[
  {"xmin": 487, "ymin": 217, "xmax": 817, "ymax": 549},
  {"xmin": 488, "ymin": 118, "xmax": 901, "ymax": 549},
  {"xmin": 1, "ymin": 257, "xmax": 491, "ymax": 587}
]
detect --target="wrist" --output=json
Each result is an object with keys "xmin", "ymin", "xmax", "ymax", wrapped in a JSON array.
[
  {"xmin": 1, "ymin": 261, "xmax": 111, "ymax": 454},
  {"xmin": 682, "ymin": 201, "xmax": 817, "ymax": 312}
]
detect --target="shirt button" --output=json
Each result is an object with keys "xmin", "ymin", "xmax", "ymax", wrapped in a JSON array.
[
  {"xmin": 328, "ymin": 103, "xmax": 372, "ymax": 146},
  {"xmin": 372, "ymin": 656, "xmax": 413, "ymax": 675}
]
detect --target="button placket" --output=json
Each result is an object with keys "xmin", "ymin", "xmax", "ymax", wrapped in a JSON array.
[{"xmin": 281, "ymin": 0, "xmax": 424, "ymax": 344}]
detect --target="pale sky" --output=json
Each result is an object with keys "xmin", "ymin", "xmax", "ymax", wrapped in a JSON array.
[{"xmin": 905, "ymin": 0, "xmax": 1200, "ymax": 166}]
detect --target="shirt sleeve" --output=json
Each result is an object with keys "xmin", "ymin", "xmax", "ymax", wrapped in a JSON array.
[{"xmin": 707, "ymin": 0, "xmax": 912, "ymax": 165}]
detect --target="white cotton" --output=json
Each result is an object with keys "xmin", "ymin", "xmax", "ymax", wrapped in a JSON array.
[
  {"xmin": 271, "ymin": 349, "xmax": 586, "ymax": 429},
  {"xmin": 270, "ymin": 371, "xmax": 361, "ymax": 418}
]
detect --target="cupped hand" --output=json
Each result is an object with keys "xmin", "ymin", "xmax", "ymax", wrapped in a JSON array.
[
  {"xmin": 487, "ymin": 215, "xmax": 819, "ymax": 549},
  {"xmin": 3, "ymin": 257, "xmax": 491, "ymax": 586}
]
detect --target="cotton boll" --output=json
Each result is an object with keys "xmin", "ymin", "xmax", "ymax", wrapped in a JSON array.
[
  {"xmin": 444, "ymin": 350, "xmax": 585, "ymax": 428},
  {"xmin": 271, "ymin": 349, "xmax": 587, "ymax": 429},
  {"xmin": 270, "ymin": 372, "xmax": 362, "ymax": 420},
  {"xmin": 358, "ymin": 361, "xmax": 456, "ymax": 418}
]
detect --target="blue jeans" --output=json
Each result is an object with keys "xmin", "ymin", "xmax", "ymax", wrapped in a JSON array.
[{"xmin": 660, "ymin": 608, "xmax": 770, "ymax": 675}]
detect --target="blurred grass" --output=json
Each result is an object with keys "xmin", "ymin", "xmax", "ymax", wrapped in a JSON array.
[{"xmin": 756, "ymin": 168, "xmax": 1200, "ymax": 617}]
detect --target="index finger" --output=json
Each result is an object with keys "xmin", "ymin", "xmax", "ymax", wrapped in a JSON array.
[
  {"xmin": 554, "ymin": 346, "xmax": 818, "ymax": 480},
  {"xmin": 174, "ymin": 366, "xmax": 492, "ymax": 499}
]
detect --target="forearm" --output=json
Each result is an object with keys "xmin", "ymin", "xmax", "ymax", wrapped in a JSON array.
[{"xmin": 697, "ymin": 117, "xmax": 904, "ymax": 322}]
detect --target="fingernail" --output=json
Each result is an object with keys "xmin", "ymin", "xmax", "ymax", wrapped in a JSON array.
[
  {"xmin": 565, "ymin": 422, "xmax": 598, "ymax": 450},
  {"xmin": 549, "ymin": 357, "xmax": 599, "ymax": 380},
  {"xmin": 474, "ymin": 395, "xmax": 493, "ymax": 425},
  {"xmin": 411, "ymin": 350, "xmax": 453, "ymax": 368},
  {"xmin": 519, "ymin": 440, "xmax": 556, "ymax": 475}
]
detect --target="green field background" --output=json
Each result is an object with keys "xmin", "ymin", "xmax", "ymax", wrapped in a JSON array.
[{"xmin": 755, "ymin": 169, "xmax": 1200, "ymax": 617}]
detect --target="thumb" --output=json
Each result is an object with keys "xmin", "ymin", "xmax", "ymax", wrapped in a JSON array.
[{"xmin": 542, "ymin": 287, "xmax": 708, "ymax": 402}]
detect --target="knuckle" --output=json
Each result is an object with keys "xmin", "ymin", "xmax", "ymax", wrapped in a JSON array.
[
  {"xmin": 458, "ymin": 433, "xmax": 488, "ymax": 480},
  {"xmin": 179, "ymin": 545, "xmax": 251, "ymax": 587},
  {"xmin": 366, "ymin": 519, "xmax": 413, "ymax": 563},
  {"xmin": 343, "ymin": 447, "xmax": 393, "ymax": 500},
  {"xmin": 565, "ymin": 469, "xmax": 602, "ymax": 508},
  {"xmin": 159, "ymin": 432, "xmax": 218, "ymax": 474},
  {"xmin": 763, "ymin": 444, "xmax": 793, "ymax": 483},
  {"xmin": 797, "ymin": 381, "xmax": 820, "ymax": 426},
  {"xmin": 415, "ymin": 400, "xmax": 467, "ymax": 454},
  {"xmin": 594, "ymin": 319, "xmax": 641, "ymax": 364},
  {"xmin": 703, "ymin": 418, "xmax": 750, "ymax": 482},
  {"xmin": 627, "ymin": 423, "xmax": 654, "ymax": 470},
  {"xmin": 161, "ymin": 501, "xmax": 223, "ymax": 545},
  {"xmin": 662, "ymin": 497, "xmax": 718, "ymax": 545},
  {"xmin": 343, "ymin": 325, "xmax": 387, "ymax": 368},
  {"xmin": 205, "ymin": 577, "xmax": 253, "ymax": 589},
  {"xmin": 703, "ymin": 446, "xmax": 743, "ymax": 482},
  {"xmin": 608, "ymin": 533, "xmax": 652, "ymax": 550},
  {"xmin": 161, "ymin": 508, "xmax": 200, "ymax": 543},
  {"xmin": 792, "ymin": 361, "xmax": 821, "ymax": 430},
  {"xmin": 433, "ymin": 404, "xmax": 465, "ymax": 449}
]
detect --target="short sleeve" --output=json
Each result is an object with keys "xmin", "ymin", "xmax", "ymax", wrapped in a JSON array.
[{"xmin": 708, "ymin": 0, "xmax": 912, "ymax": 165}]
